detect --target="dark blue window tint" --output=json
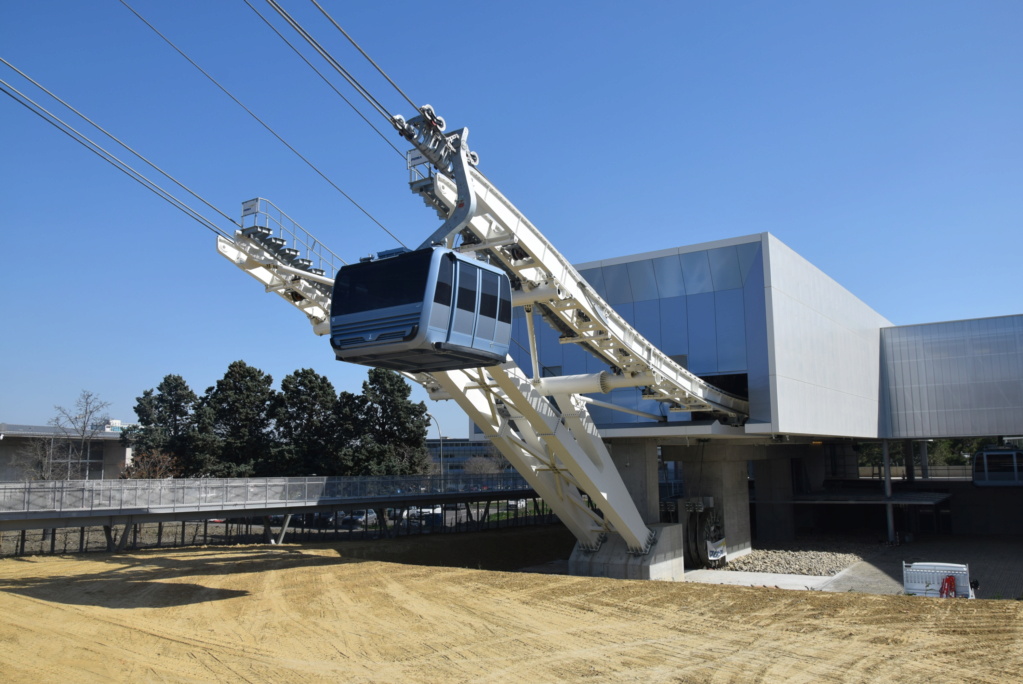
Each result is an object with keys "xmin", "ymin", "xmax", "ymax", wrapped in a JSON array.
[
  {"xmin": 498, "ymin": 277, "xmax": 512, "ymax": 323},
  {"xmin": 457, "ymin": 262, "xmax": 476, "ymax": 312},
  {"xmin": 537, "ymin": 314, "xmax": 564, "ymax": 369},
  {"xmin": 334, "ymin": 249, "xmax": 432, "ymax": 314},
  {"xmin": 627, "ymin": 260, "xmax": 659, "ymax": 301},
  {"xmin": 715, "ymin": 289, "xmax": 747, "ymax": 372},
  {"xmin": 579, "ymin": 267, "xmax": 607, "ymax": 300},
  {"xmin": 433, "ymin": 255, "xmax": 454, "ymax": 305},
  {"xmin": 708, "ymin": 246, "xmax": 742, "ymax": 291},
  {"xmin": 686, "ymin": 292, "xmax": 717, "ymax": 373},
  {"xmin": 658, "ymin": 296, "xmax": 688, "ymax": 357},
  {"xmin": 680, "ymin": 251, "xmax": 714, "ymax": 295},
  {"xmin": 743, "ymin": 252, "xmax": 771, "ymax": 423},
  {"xmin": 634, "ymin": 300, "xmax": 661, "ymax": 348},
  {"xmin": 736, "ymin": 241, "xmax": 762, "ymax": 285},
  {"xmin": 602, "ymin": 264, "xmax": 634, "ymax": 304},
  {"xmin": 652, "ymin": 255, "xmax": 686, "ymax": 297},
  {"xmin": 616, "ymin": 302, "xmax": 636, "ymax": 328},
  {"xmin": 480, "ymin": 271, "xmax": 499, "ymax": 318}
]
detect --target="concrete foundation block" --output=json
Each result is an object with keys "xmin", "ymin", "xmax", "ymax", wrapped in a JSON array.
[{"xmin": 568, "ymin": 523, "xmax": 686, "ymax": 581}]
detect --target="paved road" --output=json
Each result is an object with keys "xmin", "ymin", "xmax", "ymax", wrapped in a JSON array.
[
  {"xmin": 687, "ymin": 535, "xmax": 1023, "ymax": 600},
  {"xmin": 820, "ymin": 535, "xmax": 1023, "ymax": 599}
]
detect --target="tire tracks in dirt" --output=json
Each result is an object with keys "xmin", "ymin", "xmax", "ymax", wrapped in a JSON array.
[{"xmin": 1, "ymin": 542, "xmax": 1021, "ymax": 682}]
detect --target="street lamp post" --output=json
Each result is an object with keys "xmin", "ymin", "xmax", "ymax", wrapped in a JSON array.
[{"xmin": 427, "ymin": 413, "xmax": 444, "ymax": 493}]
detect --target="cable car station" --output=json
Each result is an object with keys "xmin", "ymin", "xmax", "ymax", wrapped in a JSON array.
[
  {"xmin": 4, "ymin": 4, "xmax": 1017, "ymax": 581},
  {"xmin": 218, "ymin": 103, "xmax": 1023, "ymax": 580}
]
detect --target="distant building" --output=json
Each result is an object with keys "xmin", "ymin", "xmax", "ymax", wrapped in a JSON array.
[
  {"xmin": 426, "ymin": 437, "xmax": 502, "ymax": 474},
  {"xmin": 0, "ymin": 421, "xmax": 134, "ymax": 481}
]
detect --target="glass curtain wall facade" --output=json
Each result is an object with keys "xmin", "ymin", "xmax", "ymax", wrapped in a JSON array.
[
  {"xmin": 425, "ymin": 438, "xmax": 497, "ymax": 473},
  {"xmin": 509, "ymin": 236, "xmax": 770, "ymax": 428}
]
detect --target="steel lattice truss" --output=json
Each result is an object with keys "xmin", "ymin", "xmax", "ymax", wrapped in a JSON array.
[{"xmin": 218, "ymin": 112, "xmax": 749, "ymax": 555}]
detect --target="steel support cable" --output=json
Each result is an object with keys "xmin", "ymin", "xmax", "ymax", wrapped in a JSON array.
[
  {"xmin": 0, "ymin": 79, "xmax": 229, "ymax": 238},
  {"xmin": 308, "ymin": 0, "xmax": 419, "ymax": 112},
  {"xmin": 264, "ymin": 0, "xmax": 393, "ymax": 123},
  {"xmin": 0, "ymin": 56, "xmax": 241, "ymax": 231},
  {"xmin": 240, "ymin": 0, "xmax": 404, "ymax": 159},
  {"xmin": 119, "ymin": 0, "xmax": 407, "ymax": 248}
]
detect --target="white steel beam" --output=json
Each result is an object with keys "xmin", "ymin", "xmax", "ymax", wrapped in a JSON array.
[
  {"xmin": 429, "ymin": 170, "xmax": 750, "ymax": 422},
  {"xmin": 427, "ymin": 365, "xmax": 612, "ymax": 550},
  {"xmin": 217, "ymin": 234, "xmax": 332, "ymax": 336}
]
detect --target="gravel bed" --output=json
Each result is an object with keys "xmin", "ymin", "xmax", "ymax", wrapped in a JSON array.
[{"xmin": 724, "ymin": 536, "xmax": 886, "ymax": 576}]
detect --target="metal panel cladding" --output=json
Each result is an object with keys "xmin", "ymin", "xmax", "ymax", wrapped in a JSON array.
[{"xmin": 880, "ymin": 315, "xmax": 1023, "ymax": 438}]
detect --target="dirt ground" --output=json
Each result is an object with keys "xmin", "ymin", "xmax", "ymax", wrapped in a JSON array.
[{"xmin": 0, "ymin": 527, "xmax": 1021, "ymax": 683}]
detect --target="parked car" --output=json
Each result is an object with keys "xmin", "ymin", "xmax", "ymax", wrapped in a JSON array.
[
  {"xmin": 396, "ymin": 506, "xmax": 420, "ymax": 520},
  {"xmin": 417, "ymin": 505, "xmax": 442, "ymax": 518},
  {"xmin": 341, "ymin": 509, "xmax": 378, "ymax": 528},
  {"xmin": 314, "ymin": 511, "xmax": 343, "ymax": 528}
]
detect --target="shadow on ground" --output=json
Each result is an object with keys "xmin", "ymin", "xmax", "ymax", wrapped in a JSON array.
[
  {"xmin": 0, "ymin": 525, "xmax": 579, "ymax": 610},
  {"xmin": 835, "ymin": 535, "xmax": 1023, "ymax": 600}
]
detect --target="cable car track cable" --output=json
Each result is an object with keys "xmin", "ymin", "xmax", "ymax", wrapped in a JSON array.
[
  {"xmin": 264, "ymin": 0, "xmax": 394, "ymax": 123},
  {"xmin": 118, "ymin": 0, "xmax": 407, "ymax": 249},
  {"xmin": 240, "ymin": 0, "xmax": 405, "ymax": 159},
  {"xmin": 0, "ymin": 56, "xmax": 240, "ymax": 232},
  {"xmin": 0, "ymin": 78, "xmax": 230, "ymax": 239},
  {"xmin": 309, "ymin": 0, "xmax": 418, "ymax": 112}
]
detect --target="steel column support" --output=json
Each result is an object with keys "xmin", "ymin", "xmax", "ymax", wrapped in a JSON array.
[
  {"xmin": 430, "ymin": 367, "xmax": 610, "ymax": 550},
  {"xmin": 883, "ymin": 439, "xmax": 895, "ymax": 543}
]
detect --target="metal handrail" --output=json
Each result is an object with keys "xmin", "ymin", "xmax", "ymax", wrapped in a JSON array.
[
  {"xmin": 0, "ymin": 473, "xmax": 533, "ymax": 516},
  {"xmin": 854, "ymin": 465, "xmax": 972, "ymax": 480},
  {"xmin": 240, "ymin": 197, "xmax": 346, "ymax": 279}
]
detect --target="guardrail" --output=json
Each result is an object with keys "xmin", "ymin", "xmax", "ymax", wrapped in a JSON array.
[
  {"xmin": 855, "ymin": 466, "xmax": 972, "ymax": 480},
  {"xmin": 0, "ymin": 473, "xmax": 533, "ymax": 517},
  {"xmin": 240, "ymin": 197, "xmax": 345, "ymax": 279}
]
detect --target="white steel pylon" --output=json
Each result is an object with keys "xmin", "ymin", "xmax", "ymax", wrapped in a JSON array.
[{"xmin": 218, "ymin": 107, "xmax": 750, "ymax": 558}]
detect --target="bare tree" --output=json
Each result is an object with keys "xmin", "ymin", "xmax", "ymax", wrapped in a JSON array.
[
  {"xmin": 485, "ymin": 446, "xmax": 511, "ymax": 472},
  {"xmin": 121, "ymin": 449, "xmax": 179, "ymax": 479},
  {"xmin": 49, "ymin": 390, "xmax": 111, "ymax": 480},
  {"xmin": 11, "ymin": 435, "xmax": 71, "ymax": 480},
  {"xmin": 463, "ymin": 455, "xmax": 504, "ymax": 475}
]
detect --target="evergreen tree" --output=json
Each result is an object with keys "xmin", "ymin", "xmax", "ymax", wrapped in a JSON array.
[
  {"xmin": 333, "ymin": 389, "xmax": 373, "ymax": 475},
  {"xmin": 272, "ymin": 368, "xmax": 338, "ymax": 475},
  {"xmin": 180, "ymin": 397, "xmax": 224, "ymax": 477},
  {"xmin": 198, "ymin": 361, "xmax": 275, "ymax": 477},
  {"xmin": 154, "ymin": 374, "xmax": 196, "ymax": 440},
  {"xmin": 122, "ymin": 375, "xmax": 197, "ymax": 464},
  {"xmin": 122, "ymin": 363, "xmax": 436, "ymax": 480},
  {"xmin": 358, "ymin": 368, "xmax": 432, "ymax": 476}
]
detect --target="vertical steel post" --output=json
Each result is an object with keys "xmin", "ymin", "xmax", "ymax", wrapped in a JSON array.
[{"xmin": 883, "ymin": 439, "xmax": 895, "ymax": 543}]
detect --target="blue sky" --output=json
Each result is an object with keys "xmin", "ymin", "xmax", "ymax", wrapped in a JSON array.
[{"xmin": 2, "ymin": 1, "xmax": 1020, "ymax": 434}]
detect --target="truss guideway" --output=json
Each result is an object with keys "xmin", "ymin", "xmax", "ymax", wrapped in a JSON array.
[
  {"xmin": 422, "ymin": 363, "xmax": 655, "ymax": 553},
  {"xmin": 415, "ymin": 164, "xmax": 750, "ymax": 422},
  {"xmin": 218, "ymin": 106, "xmax": 750, "ymax": 563},
  {"xmin": 217, "ymin": 198, "xmax": 343, "ymax": 336}
]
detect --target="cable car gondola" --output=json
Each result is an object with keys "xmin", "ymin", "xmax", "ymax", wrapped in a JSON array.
[
  {"xmin": 972, "ymin": 446, "xmax": 1023, "ymax": 486},
  {"xmin": 330, "ymin": 246, "xmax": 512, "ymax": 372}
]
